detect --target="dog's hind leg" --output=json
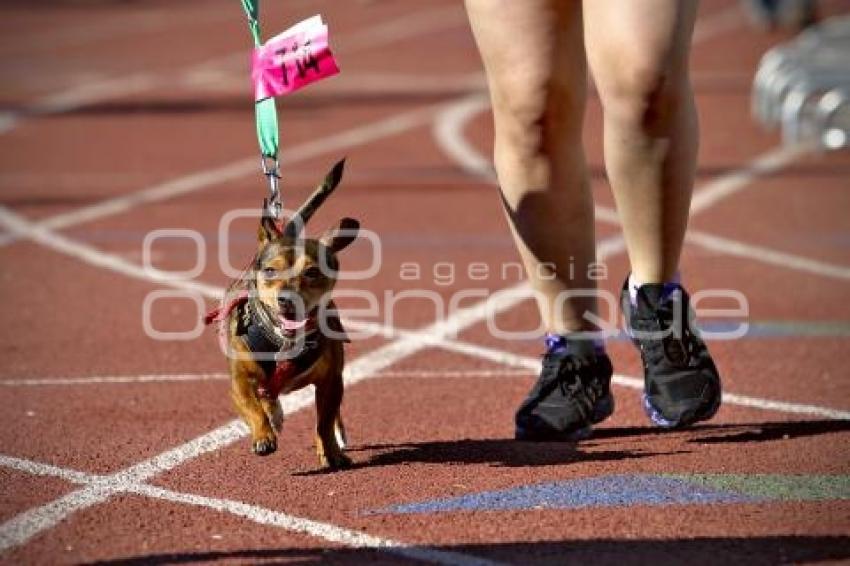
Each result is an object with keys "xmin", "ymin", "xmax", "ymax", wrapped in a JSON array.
[{"xmin": 314, "ymin": 373, "xmax": 351, "ymax": 470}]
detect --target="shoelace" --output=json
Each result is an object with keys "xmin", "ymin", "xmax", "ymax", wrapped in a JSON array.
[
  {"xmin": 542, "ymin": 355, "xmax": 597, "ymax": 403},
  {"xmin": 644, "ymin": 301, "xmax": 698, "ymax": 367},
  {"xmin": 667, "ymin": 324, "xmax": 698, "ymax": 365}
]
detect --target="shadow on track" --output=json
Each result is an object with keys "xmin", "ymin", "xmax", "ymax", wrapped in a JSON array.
[
  {"xmin": 291, "ymin": 438, "xmax": 675, "ymax": 476},
  {"xmin": 83, "ymin": 535, "xmax": 850, "ymax": 565},
  {"xmin": 295, "ymin": 420, "xmax": 848, "ymax": 476},
  {"xmin": 587, "ymin": 419, "xmax": 850, "ymax": 444},
  {"xmin": 684, "ymin": 419, "xmax": 850, "ymax": 444}
]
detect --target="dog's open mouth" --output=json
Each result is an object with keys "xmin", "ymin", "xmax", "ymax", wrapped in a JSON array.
[
  {"xmin": 279, "ymin": 313, "xmax": 308, "ymax": 331},
  {"xmin": 278, "ymin": 299, "xmax": 311, "ymax": 331}
]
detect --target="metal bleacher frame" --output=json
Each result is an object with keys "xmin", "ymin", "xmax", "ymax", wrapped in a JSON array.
[{"xmin": 752, "ymin": 14, "xmax": 850, "ymax": 149}]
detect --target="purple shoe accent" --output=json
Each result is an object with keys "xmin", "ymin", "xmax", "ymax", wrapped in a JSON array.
[
  {"xmin": 544, "ymin": 333, "xmax": 606, "ymax": 356},
  {"xmin": 642, "ymin": 393, "xmax": 679, "ymax": 428},
  {"xmin": 544, "ymin": 333, "xmax": 569, "ymax": 355},
  {"xmin": 629, "ymin": 272, "xmax": 682, "ymax": 307}
]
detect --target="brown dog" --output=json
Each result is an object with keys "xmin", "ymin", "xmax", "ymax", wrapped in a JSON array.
[{"xmin": 206, "ymin": 159, "xmax": 357, "ymax": 469}]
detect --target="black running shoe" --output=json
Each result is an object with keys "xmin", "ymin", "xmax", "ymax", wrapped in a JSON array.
[
  {"xmin": 622, "ymin": 278, "xmax": 722, "ymax": 428},
  {"xmin": 515, "ymin": 340, "xmax": 614, "ymax": 441}
]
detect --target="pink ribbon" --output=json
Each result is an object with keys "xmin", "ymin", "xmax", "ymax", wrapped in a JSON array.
[{"xmin": 251, "ymin": 15, "xmax": 340, "ymax": 101}]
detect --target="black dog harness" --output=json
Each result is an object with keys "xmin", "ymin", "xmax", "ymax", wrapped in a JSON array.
[{"xmin": 205, "ymin": 290, "xmax": 347, "ymax": 400}]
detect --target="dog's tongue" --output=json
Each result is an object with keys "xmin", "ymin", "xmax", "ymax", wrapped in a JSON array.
[{"xmin": 280, "ymin": 316, "xmax": 308, "ymax": 331}]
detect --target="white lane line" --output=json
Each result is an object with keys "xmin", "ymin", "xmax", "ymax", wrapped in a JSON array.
[
  {"xmin": 0, "ymin": 205, "xmax": 224, "ymax": 298},
  {"xmin": 0, "ymin": 369, "xmax": 532, "ymax": 386},
  {"xmin": 0, "ymin": 297, "xmax": 527, "ymax": 557},
  {"xmin": 177, "ymin": 6, "xmax": 471, "ymax": 92},
  {"xmin": 433, "ymin": 94, "xmax": 495, "ymax": 180},
  {"xmin": 184, "ymin": 68, "xmax": 754, "ymax": 99},
  {"xmin": 2, "ymin": 53, "xmax": 822, "ymax": 559},
  {"xmin": 11, "ymin": 329, "xmax": 848, "ymax": 419},
  {"xmin": 0, "ymin": 4, "xmax": 805, "ymax": 550},
  {"xmin": 0, "ymin": 456, "xmax": 502, "ymax": 566},
  {"xmin": 0, "ymin": 417, "xmax": 236, "ymax": 554},
  {"xmin": 0, "ymin": 190, "xmax": 546, "ymax": 339},
  {"xmin": 0, "ymin": 172, "xmax": 159, "ymax": 189},
  {"xmin": 0, "ymin": 73, "xmax": 159, "ymax": 135},
  {"xmin": 431, "ymin": 95, "xmax": 850, "ymax": 420},
  {"xmin": 0, "ymin": 10, "xmax": 233, "ymax": 57},
  {"xmin": 594, "ymin": 202, "xmax": 850, "ymax": 282},
  {"xmin": 95, "ymin": 335, "xmax": 455, "ymax": 489},
  {"xmin": 0, "ymin": 4, "xmax": 747, "ymax": 241},
  {"xmin": 0, "ymin": 4, "xmax": 467, "ymax": 138},
  {"xmin": 8, "ymin": 357, "xmax": 849, "ymax": 419},
  {"xmin": 0, "ymin": 487, "xmax": 119, "ymax": 553},
  {"xmin": 685, "ymin": 230, "xmax": 850, "ymax": 281},
  {"xmin": 342, "ymin": 318, "xmax": 850, "ymax": 421},
  {"xmin": 432, "ymin": 86, "xmax": 850, "ymax": 284},
  {"xmin": 0, "ymin": 191, "xmax": 549, "ymax": 553},
  {"xmin": 717, "ymin": 392, "xmax": 850, "ymax": 420},
  {"xmin": 431, "ymin": 2, "xmax": 748, "ymax": 183},
  {"xmin": 186, "ymin": 70, "xmax": 489, "ymax": 96},
  {"xmin": 688, "ymin": 144, "xmax": 811, "ymax": 213},
  {"xmin": 4, "ymin": 75, "xmax": 813, "ymax": 549},
  {"xmin": 51, "ymin": 102, "xmax": 437, "ymax": 230},
  {"xmin": 428, "ymin": 9, "xmax": 838, "ymax": 284},
  {"xmin": 0, "ymin": 101, "xmax": 443, "ymax": 247},
  {"xmin": 0, "ymin": 373, "xmax": 230, "ymax": 387},
  {"xmin": 431, "ymin": 95, "xmax": 809, "ymax": 218},
  {"xmin": 0, "ymin": 455, "xmax": 100, "ymax": 486},
  {"xmin": 131, "ymin": 484, "xmax": 503, "ymax": 566},
  {"xmin": 0, "ymin": 213, "xmax": 539, "ymax": 554},
  {"xmin": 427, "ymin": 338, "xmax": 850, "ymax": 421},
  {"xmin": 0, "ymin": 109, "xmax": 459, "ymax": 551},
  {"xmin": 0, "ymin": 456, "xmax": 501, "ymax": 566},
  {"xmin": 0, "ymin": 167, "xmax": 835, "ymax": 555},
  {"xmin": 338, "ymin": 5, "xmax": 466, "ymax": 51},
  {"xmin": 361, "ymin": 368, "xmax": 529, "ymax": 379}
]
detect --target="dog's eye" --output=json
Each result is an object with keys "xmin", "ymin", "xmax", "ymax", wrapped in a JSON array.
[
  {"xmin": 262, "ymin": 267, "xmax": 281, "ymax": 280},
  {"xmin": 302, "ymin": 266, "xmax": 323, "ymax": 281}
]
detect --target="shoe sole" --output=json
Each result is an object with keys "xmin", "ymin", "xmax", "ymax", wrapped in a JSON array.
[
  {"xmin": 642, "ymin": 380, "xmax": 722, "ymax": 429},
  {"xmin": 514, "ymin": 393, "xmax": 615, "ymax": 442}
]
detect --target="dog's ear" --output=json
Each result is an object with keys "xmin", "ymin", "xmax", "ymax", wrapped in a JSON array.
[
  {"xmin": 257, "ymin": 199, "xmax": 282, "ymax": 248},
  {"xmin": 283, "ymin": 158, "xmax": 346, "ymax": 239},
  {"xmin": 320, "ymin": 217, "xmax": 360, "ymax": 253}
]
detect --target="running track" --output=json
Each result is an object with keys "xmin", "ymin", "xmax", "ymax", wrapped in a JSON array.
[{"xmin": 0, "ymin": 1, "xmax": 848, "ymax": 564}]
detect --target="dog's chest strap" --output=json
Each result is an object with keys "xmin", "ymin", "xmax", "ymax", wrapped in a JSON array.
[
  {"xmin": 240, "ymin": 310, "xmax": 333, "ymax": 400},
  {"xmin": 261, "ymin": 349, "xmax": 322, "ymax": 400}
]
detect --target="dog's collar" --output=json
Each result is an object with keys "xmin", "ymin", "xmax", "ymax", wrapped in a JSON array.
[{"xmin": 244, "ymin": 296, "xmax": 318, "ymax": 351}]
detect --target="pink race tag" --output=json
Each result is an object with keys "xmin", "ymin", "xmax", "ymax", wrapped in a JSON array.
[{"xmin": 252, "ymin": 15, "xmax": 340, "ymax": 101}]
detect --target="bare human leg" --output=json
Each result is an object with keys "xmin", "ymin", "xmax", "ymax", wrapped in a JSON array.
[{"xmin": 465, "ymin": 0, "xmax": 597, "ymax": 335}]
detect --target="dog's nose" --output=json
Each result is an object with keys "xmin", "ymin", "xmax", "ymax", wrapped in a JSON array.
[
  {"xmin": 278, "ymin": 297, "xmax": 295, "ymax": 311},
  {"xmin": 278, "ymin": 294, "xmax": 306, "ymax": 317}
]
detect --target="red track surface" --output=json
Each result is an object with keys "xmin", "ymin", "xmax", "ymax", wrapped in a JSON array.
[{"xmin": 1, "ymin": 1, "xmax": 849, "ymax": 564}]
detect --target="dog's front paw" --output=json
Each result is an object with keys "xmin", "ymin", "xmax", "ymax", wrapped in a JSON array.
[
  {"xmin": 252, "ymin": 436, "xmax": 277, "ymax": 456},
  {"xmin": 320, "ymin": 450, "xmax": 352, "ymax": 470}
]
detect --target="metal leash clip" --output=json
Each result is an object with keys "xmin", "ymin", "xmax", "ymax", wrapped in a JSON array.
[{"xmin": 261, "ymin": 155, "xmax": 282, "ymax": 219}]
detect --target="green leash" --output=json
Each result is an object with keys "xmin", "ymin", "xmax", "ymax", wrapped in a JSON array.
[{"xmin": 240, "ymin": 0, "xmax": 281, "ymax": 218}]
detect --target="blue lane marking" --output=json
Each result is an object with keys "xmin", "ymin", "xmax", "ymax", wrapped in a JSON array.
[{"xmin": 370, "ymin": 475, "xmax": 758, "ymax": 515}]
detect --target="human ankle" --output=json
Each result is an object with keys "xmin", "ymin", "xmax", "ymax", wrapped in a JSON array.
[{"xmin": 628, "ymin": 272, "xmax": 682, "ymax": 307}]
